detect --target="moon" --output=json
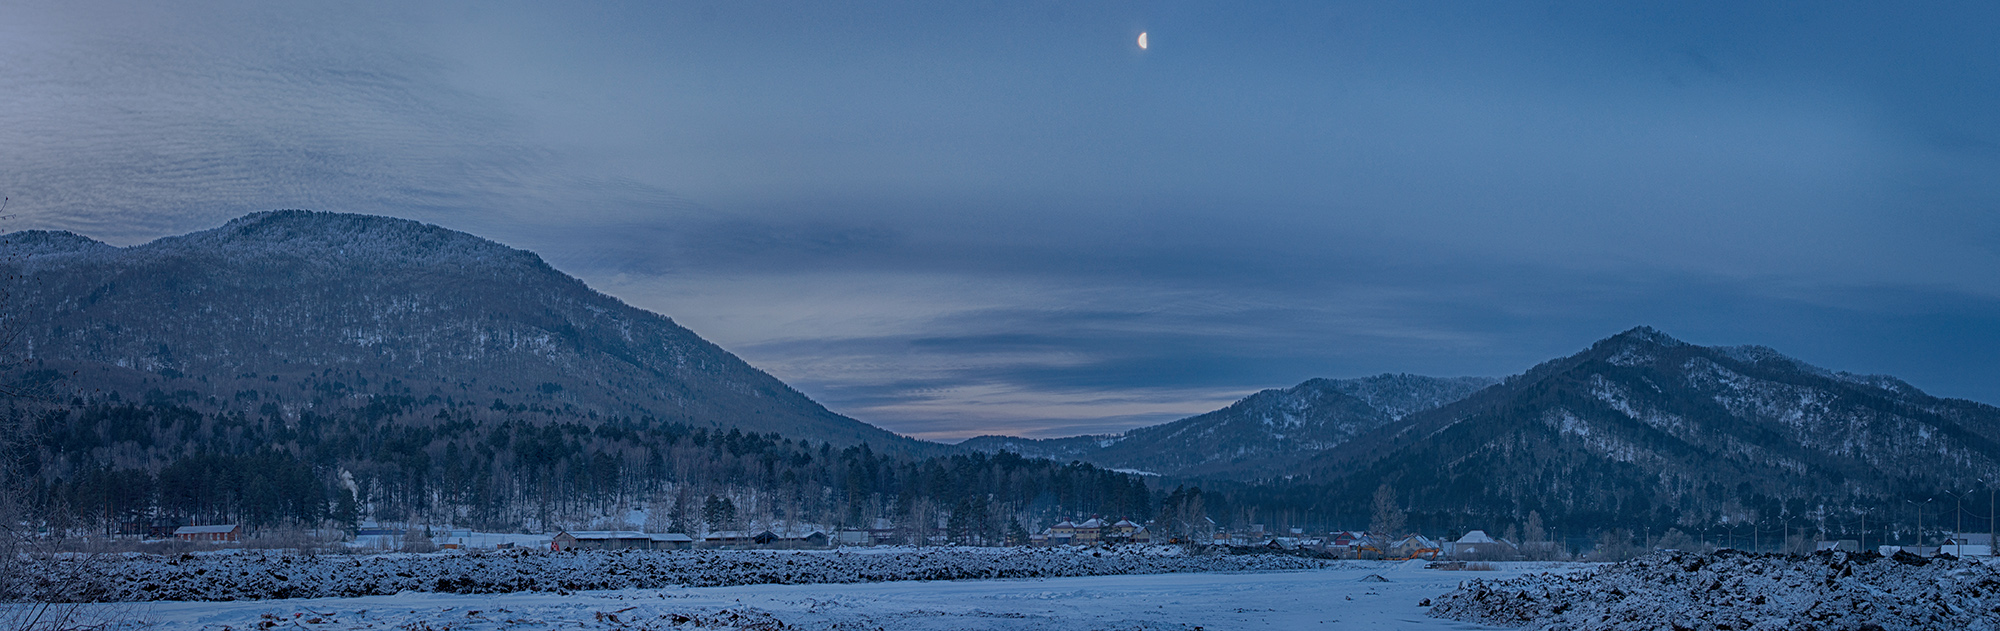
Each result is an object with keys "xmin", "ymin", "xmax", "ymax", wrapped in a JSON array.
[{"xmin": 1138, "ymin": 32, "xmax": 1147, "ymax": 50}]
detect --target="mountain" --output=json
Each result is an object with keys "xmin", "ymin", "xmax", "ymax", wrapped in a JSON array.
[
  {"xmin": 1304, "ymin": 326, "xmax": 2000, "ymax": 529},
  {"xmin": 0, "ymin": 210, "xmax": 939, "ymax": 455},
  {"xmin": 960, "ymin": 374, "xmax": 1499, "ymax": 478}
]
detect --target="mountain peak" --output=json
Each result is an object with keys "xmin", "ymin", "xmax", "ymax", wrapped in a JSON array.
[
  {"xmin": 6, "ymin": 212, "xmax": 940, "ymax": 455},
  {"xmin": 1607, "ymin": 325, "xmax": 1686, "ymax": 348},
  {"xmin": 1, "ymin": 230, "xmax": 113, "ymax": 258},
  {"xmin": 148, "ymin": 210, "xmax": 547, "ymax": 270}
]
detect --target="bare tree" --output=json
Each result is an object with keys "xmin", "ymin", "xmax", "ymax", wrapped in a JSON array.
[
  {"xmin": 1371, "ymin": 484, "xmax": 1406, "ymax": 537},
  {"xmin": 0, "ymin": 200, "xmax": 144, "ymax": 630}
]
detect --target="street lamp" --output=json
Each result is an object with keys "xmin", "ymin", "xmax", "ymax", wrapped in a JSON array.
[
  {"xmin": 1945, "ymin": 489, "xmax": 1977, "ymax": 555},
  {"xmin": 1981, "ymin": 478, "xmax": 1996, "ymax": 559},
  {"xmin": 1905, "ymin": 498, "xmax": 1935, "ymax": 553},
  {"xmin": 1859, "ymin": 508, "xmax": 1869, "ymax": 553}
]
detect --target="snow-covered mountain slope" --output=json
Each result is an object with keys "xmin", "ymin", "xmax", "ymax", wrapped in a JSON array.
[
  {"xmin": 960, "ymin": 374, "xmax": 1498, "ymax": 478},
  {"xmin": 0, "ymin": 210, "xmax": 940, "ymax": 454},
  {"xmin": 1308, "ymin": 326, "xmax": 2000, "ymax": 524}
]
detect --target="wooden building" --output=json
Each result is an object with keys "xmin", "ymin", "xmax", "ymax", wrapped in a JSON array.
[
  {"xmin": 174, "ymin": 524, "xmax": 241, "ymax": 542},
  {"xmin": 553, "ymin": 530, "xmax": 654, "ymax": 551}
]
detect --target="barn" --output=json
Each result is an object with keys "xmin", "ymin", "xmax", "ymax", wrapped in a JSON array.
[{"xmin": 173, "ymin": 524, "xmax": 241, "ymax": 542}]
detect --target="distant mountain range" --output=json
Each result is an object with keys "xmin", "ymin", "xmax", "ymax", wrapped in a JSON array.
[
  {"xmin": 10, "ymin": 211, "xmax": 1994, "ymax": 532},
  {"xmin": 1302, "ymin": 327, "xmax": 2000, "ymax": 528},
  {"xmin": 1, "ymin": 210, "xmax": 941, "ymax": 455},
  {"xmin": 959, "ymin": 374, "xmax": 1497, "ymax": 478},
  {"xmin": 965, "ymin": 325, "xmax": 2000, "ymax": 532}
]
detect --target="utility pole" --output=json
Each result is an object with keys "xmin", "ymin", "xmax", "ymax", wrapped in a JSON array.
[
  {"xmin": 1956, "ymin": 491, "xmax": 1966, "ymax": 554},
  {"xmin": 1981, "ymin": 478, "xmax": 1995, "ymax": 559},
  {"xmin": 1907, "ymin": 497, "xmax": 1934, "ymax": 552}
]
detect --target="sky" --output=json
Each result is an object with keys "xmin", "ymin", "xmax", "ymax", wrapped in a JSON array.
[{"xmin": 4, "ymin": 1, "xmax": 1998, "ymax": 441}]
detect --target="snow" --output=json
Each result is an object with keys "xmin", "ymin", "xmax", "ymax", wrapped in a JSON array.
[
  {"xmin": 172, "ymin": 525, "xmax": 240, "ymax": 535},
  {"xmin": 33, "ymin": 560, "xmax": 1562, "ymax": 630},
  {"xmin": 348, "ymin": 530, "xmax": 550, "ymax": 551},
  {"xmin": 13, "ymin": 546, "xmax": 1335, "ymax": 603},
  {"xmin": 1428, "ymin": 550, "xmax": 2000, "ymax": 631},
  {"xmin": 55, "ymin": 547, "xmax": 1986, "ymax": 630}
]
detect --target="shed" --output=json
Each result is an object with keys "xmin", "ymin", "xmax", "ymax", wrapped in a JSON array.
[
  {"xmin": 774, "ymin": 531, "xmax": 829, "ymax": 548},
  {"xmin": 703, "ymin": 530, "xmax": 777, "ymax": 548},
  {"xmin": 554, "ymin": 530, "xmax": 653, "ymax": 551},
  {"xmin": 1446, "ymin": 530, "xmax": 1520, "ymax": 560},
  {"xmin": 650, "ymin": 533, "xmax": 696, "ymax": 550},
  {"xmin": 174, "ymin": 524, "xmax": 240, "ymax": 542}
]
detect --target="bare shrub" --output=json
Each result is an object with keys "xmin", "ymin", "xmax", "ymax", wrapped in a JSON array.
[
  {"xmin": 243, "ymin": 529, "xmax": 344, "ymax": 555},
  {"xmin": 1586, "ymin": 529, "xmax": 1645, "ymax": 562},
  {"xmin": 399, "ymin": 528, "xmax": 436, "ymax": 554}
]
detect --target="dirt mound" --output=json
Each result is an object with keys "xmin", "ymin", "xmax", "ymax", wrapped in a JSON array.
[
  {"xmin": 9, "ymin": 546, "xmax": 1335, "ymax": 603},
  {"xmin": 1428, "ymin": 550, "xmax": 2000, "ymax": 631}
]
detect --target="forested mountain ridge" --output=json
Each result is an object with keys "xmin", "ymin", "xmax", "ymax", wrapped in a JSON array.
[
  {"xmin": 1301, "ymin": 326, "xmax": 2000, "ymax": 533},
  {"xmin": 0, "ymin": 211, "xmax": 1163, "ymax": 537},
  {"xmin": 9, "ymin": 213, "xmax": 1990, "ymax": 543},
  {"xmin": 18, "ymin": 398, "xmax": 1152, "ymax": 540},
  {"xmin": 1, "ymin": 210, "xmax": 937, "ymax": 455},
  {"xmin": 960, "ymin": 374, "xmax": 1498, "ymax": 479}
]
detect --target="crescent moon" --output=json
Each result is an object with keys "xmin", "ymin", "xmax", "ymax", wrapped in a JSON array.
[{"xmin": 1138, "ymin": 32, "xmax": 1147, "ymax": 50}]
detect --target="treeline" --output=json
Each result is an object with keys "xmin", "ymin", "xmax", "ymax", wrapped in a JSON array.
[
  {"xmin": 12, "ymin": 395, "xmax": 1153, "ymax": 541},
  {"xmin": 1161, "ymin": 475, "xmax": 1995, "ymax": 552}
]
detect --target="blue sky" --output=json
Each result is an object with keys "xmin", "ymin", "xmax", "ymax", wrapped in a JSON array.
[{"xmin": 4, "ymin": 1, "xmax": 1998, "ymax": 440}]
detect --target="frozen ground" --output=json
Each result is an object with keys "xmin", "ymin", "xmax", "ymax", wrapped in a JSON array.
[
  {"xmin": 13, "ymin": 546, "xmax": 1336, "ymax": 602},
  {"xmin": 347, "ymin": 531, "xmax": 552, "ymax": 552},
  {"xmin": 50, "ymin": 561, "xmax": 1561, "ymax": 630},
  {"xmin": 1430, "ymin": 550, "xmax": 2000, "ymax": 631}
]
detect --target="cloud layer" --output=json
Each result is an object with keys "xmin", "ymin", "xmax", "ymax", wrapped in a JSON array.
[{"xmin": 5, "ymin": 1, "xmax": 1998, "ymax": 439}]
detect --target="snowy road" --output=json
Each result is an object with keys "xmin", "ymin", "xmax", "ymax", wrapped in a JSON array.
[{"xmin": 83, "ymin": 561, "xmax": 1560, "ymax": 630}]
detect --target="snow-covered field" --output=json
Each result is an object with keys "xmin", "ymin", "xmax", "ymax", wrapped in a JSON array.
[
  {"xmin": 43, "ymin": 548, "xmax": 1981, "ymax": 629},
  {"xmin": 13, "ymin": 546, "xmax": 1339, "ymax": 602},
  {"xmin": 1430, "ymin": 550, "xmax": 2000, "ymax": 631},
  {"xmin": 47, "ymin": 560, "xmax": 1558, "ymax": 630}
]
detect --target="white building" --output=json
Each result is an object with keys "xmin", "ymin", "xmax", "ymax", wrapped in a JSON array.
[{"xmin": 1942, "ymin": 532, "xmax": 1993, "ymax": 557}]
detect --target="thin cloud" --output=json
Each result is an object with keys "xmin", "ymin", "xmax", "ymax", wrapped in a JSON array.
[{"xmin": 4, "ymin": 1, "xmax": 1998, "ymax": 439}]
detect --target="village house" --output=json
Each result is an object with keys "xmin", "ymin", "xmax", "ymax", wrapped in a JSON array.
[
  {"xmin": 1390, "ymin": 534, "xmax": 1441, "ymax": 559},
  {"xmin": 1072, "ymin": 518, "xmax": 1105, "ymax": 544},
  {"xmin": 703, "ymin": 530, "xmax": 777, "ymax": 548},
  {"xmin": 1101, "ymin": 519, "xmax": 1152, "ymax": 544},
  {"xmin": 1037, "ymin": 517, "xmax": 1152, "ymax": 546},
  {"xmin": 1444, "ymin": 530, "xmax": 1520, "ymax": 560},
  {"xmin": 174, "ymin": 524, "xmax": 240, "ymax": 543},
  {"xmin": 1327, "ymin": 530, "xmax": 1369, "ymax": 555},
  {"xmin": 1046, "ymin": 520, "xmax": 1078, "ymax": 546},
  {"xmin": 552, "ymin": 530, "xmax": 655, "ymax": 551},
  {"xmin": 650, "ymin": 533, "xmax": 696, "ymax": 549},
  {"xmin": 1106, "ymin": 519, "xmax": 1139, "ymax": 539}
]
